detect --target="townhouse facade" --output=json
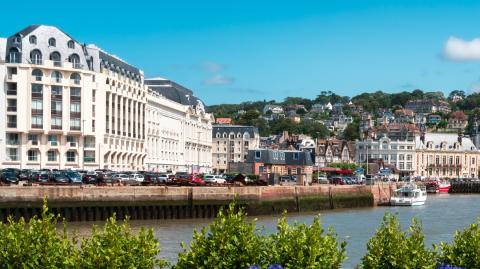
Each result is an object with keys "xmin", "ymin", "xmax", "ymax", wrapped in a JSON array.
[
  {"xmin": 1, "ymin": 25, "xmax": 214, "ymax": 171},
  {"xmin": 212, "ymin": 125, "xmax": 260, "ymax": 173}
]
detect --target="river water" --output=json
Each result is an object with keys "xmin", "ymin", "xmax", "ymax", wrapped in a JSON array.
[{"xmin": 68, "ymin": 194, "xmax": 480, "ymax": 268}]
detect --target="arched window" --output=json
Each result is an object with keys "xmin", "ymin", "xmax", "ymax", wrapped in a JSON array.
[
  {"xmin": 244, "ymin": 132, "xmax": 250, "ymax": 139},
  {"xmin": 51, "ymin": 71, "xmax": 63, "ymax": 83},
  {"xmin": 13, "ymin": 35, "xmax": 21, "ymax": 44},
  {"xmin": 48, "ymin": 38, "xmax": 56, "ymax": 47},
  {"xmin": 70, "ymin": 73, "xmax": 81, "ymax": 85},
  {"xmin": 216, "ymin": 133, "xmax": 220, "ymax": 138},
  {"xmin": 29, "ymin": 35, "xmax": 37, "ymax": 44},
  {"xmin": 68, "ymin": 54, "xmax": 80, "ymax": 69},
  {"xmin": 67, "ymin": 40, "xmax": 75, "ymax": 49},
  {"xmin": 50, "ymin": 52, "xmax": 61, "ymax": 67},
  {"xmin": 32, "ymin": 69, "xmax": 43, "ymax": 81},
  {"xmin": 223, "ymin": 133, "xmax": 227, "ymax": 138},
  {"xmin": 8, "ymin": 47, "xmax": 20, "ymax": 63},
  {"xmin": 30, "ymin": 49, "xmax": 42, "ymax": 65},
  {"xmin": 237, "ymin": 133, "xmax": 242, "ymax": 138}
]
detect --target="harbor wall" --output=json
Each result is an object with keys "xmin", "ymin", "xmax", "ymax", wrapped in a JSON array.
[{"xmin": 0, "ymin": 184, "xmax": 392, "ymax": 221}]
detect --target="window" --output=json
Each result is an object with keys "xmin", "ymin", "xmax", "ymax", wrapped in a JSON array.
[
  {"xmin": 32, "ymin": 69, "xmax": 43, "ymax": 81},
  {"xmin": 67, "ymin": 40, "xmax": 75, "ymax": 49},
  {"xmin": 47, "ymin": 150, "xmax": 57, "ymax": 162},
  {"xmin": 67, "ymin": 136, "xmax": 76, "ymax": 143},
  {"xmin": 48, "ymin": 135, "xmax": 58, "ymax": 145},
  {"xmin": 68, "ymin": 54, "xmax": 80, "ymax": 68},
  {"xmin": 6, "ymin": 133, "xmax": 19, "ymax": 145},
  {"xmin": 30, "ymin": 49, "xmax": 42, "ymax": 65},
  {"xmin": 28, "ymin": 134, "xmax": 38, "ymax": 143},
  {"xmin": 50, "ymin": 52, "xmax": 61, "ymax": 66},
  {"xmin": 48, "ymin": 38, "xmax": 56, "ymax": 47},
  {"xmin": 293, "ymin": 152, "xmax": 299, "ymax": 160},
  {"xmin": 255, "ymin": 151, "xmax": 261, "ymax": 159},
  {"xmin": 7, "ymin": 99, "xmax": 17, "ymax": 112},
  {"xmin": 8, "ymin": 48, "xmax": 20, "ymax": 63},
  {"xmin": 31, "ymin": 115, "xmax": 43, "ymax": 128},
  {"xmin": 32, "ymin": 84, "xmax": 43, "ymax": 96},
  {"xmin": 32, "ymin": 99, "xmax": 43, "ymax": 111},
  {"xmin": 13, "ymin": 35, "xmax": 21, "ymax": 44},
  {"xmin": 29, "ymin": 35, "xmax": 37, "ymax": 44},
  {"xmin": 51, "ymin": 71, "xmax": 62, "ymax": 83},
  {"xmin": 406, "ymin": 154, "xmax": 412, "ymax": 161},
  {"xmin": 6, "ymin": 148, "xmax": 18, "ymax": 161},
  {"xmin": 51, "ymin": 100, "xmax": 62, "ymax": 113},
  {"xmin": 399, "ymin": 154, "xmax": 405, "ymax": 161},
  {"xmin": 27, "ymin": 150, "xmax": 38, "ymax": 161},
  {"xmin": 51, "ymin": 117, "xmax": 62, "ymax": 129},
  {"xmin": 70, "ymin": 73, "xmax": 81, "ymax": 84},
  {"xmin": 70, "ymin": 118, "xmax": 81, "ymax": 130},
  {"xmin": 66, "ymin": 151, "xmax": 76, "ymax": 162},
  {"xmin": 51, "ymin": 86, "xmax": 62, "ymax": 97},
  {"xmin": 7, "ymin": 115, "xmax": 17, "ymax": 128},
  {"xmin": 70, "ymin": 102, "xmax": 81, "ymax": 114},
  {"xmin": 70, "ymin": 87, "xmax": 81, "ymax": 97}
]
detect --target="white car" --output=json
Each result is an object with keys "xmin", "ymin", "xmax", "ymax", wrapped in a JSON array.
[
  {"xmin": 114, "ymin": 174, "xmax": 130, "ymax": 182},
  {"xmin": 128, "ymin": 173, "xmax": 144, "ymax": 185},
  {"xmin": 157, "ymin": 174, "xmax": 171, "ymax": 184},
  {"xmin": 317, "ymin": 175, "xmax": 329, "ymax": 184},
  {"xmin": 203, "ymin": 175, "xmax": 226, "ymax": 184}
]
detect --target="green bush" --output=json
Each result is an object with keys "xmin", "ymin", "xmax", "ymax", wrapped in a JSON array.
[
  {"xmin": 265, "ymin": 214, "xmax": 347, "ymax": 269},
  {"xmin": 361, "ymin": 212, "xmax": 436, "ymax": 269},
  {"xmin": 174, "ymin": 202, "xmax": 265, "ymax": 269},
  {"xmin": 0, "ymin": 202, "xmax": 77, "ymax": 268},
  {"xmin": 0, "ymin": 199, "xmax": 166, "ymax": 269},
  {"xmin": 439, "ymin": 218, "xmax": 480, "ymax": 268},
  {"xmin": 79, "ymin": 215, "xmax": 166, "ymax": 268}
]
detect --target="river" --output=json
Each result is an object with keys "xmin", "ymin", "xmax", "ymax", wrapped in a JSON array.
[{"xmin": 68, "ymin": 194, "xmax": 480, "ymax": 268}]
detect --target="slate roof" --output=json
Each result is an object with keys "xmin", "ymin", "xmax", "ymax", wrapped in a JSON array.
[
  {"xmin": 145, "ymin": 78, "xmax": 202, "ymax": 107},
  {"xmin": 99, "ymin": 50, "xmax": 141, "ymax": 77},
  {"xmin": 212, "ymin": 125, "xmax": 258, "ymax": 138},
  {"xmin": 416, "ymin": 133, "xmax": 478, "ymax": 151},
  {"xmin": 246, "ymin": 149, "xmax": 313, "ymax": 165}
]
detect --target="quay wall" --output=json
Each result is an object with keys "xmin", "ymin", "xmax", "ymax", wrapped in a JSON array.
[
  {"xmin": 0, "ymin": 184, "xmax": 392, "ymax": 221},
  {"xmin": 449, "ymin": 182, "xmax": 480, "ymax": 193}
]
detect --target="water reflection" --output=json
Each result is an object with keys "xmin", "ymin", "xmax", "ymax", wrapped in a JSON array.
[{"xmin": 67, "ymin": 194, "xmax": 480, "ymax": 268}]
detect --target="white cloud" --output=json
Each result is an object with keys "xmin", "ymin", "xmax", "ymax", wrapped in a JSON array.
[
  {"xmin": 444, "ymin": 36, "xmax": 480, "ymax": 61},
  {"xmin": 200, "ymin": 62, "xmax": 223, "ymax": 73},
  {"xmin": 204, "ymin": 74, "xmax": 234, "ymax": 85}
]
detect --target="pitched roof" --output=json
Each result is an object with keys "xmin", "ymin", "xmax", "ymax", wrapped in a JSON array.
[
  {"xmin": 416, "ymin": 133, "xmax": 478, "ymax": 151},
  {"xmin": 145, "ymin": 78, "xmax": 203, "ymax": 107},
  {"xmin": 212, "ymin": 125, "xmax": 258, "ymax": 137}
]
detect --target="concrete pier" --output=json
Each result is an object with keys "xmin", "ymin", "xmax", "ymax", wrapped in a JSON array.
[{"xmin": 0, "ymin": 184, "xmax": 392, "ymax": 221}]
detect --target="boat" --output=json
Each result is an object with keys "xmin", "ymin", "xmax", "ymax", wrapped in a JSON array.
[
  {"xmin": 425, "ymin": 180, "xmax": 439, "ymax": 193},
  {"xmin": 390, "ymin": 182, "xmax": 427, "ymax": 206},
  {"xmin": 438, "ymin": 180, "xmax": 451, "ymax": 193}
]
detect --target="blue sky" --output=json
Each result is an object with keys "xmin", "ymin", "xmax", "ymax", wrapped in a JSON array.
[{"xmin": 3, "ymin": 1, "xmax": 480, "ymax": 105}]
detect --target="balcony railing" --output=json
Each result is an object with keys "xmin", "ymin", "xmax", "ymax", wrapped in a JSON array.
[
  {"xmin": 31, "ymin": 124, "xmax": 43, "ymax": 129},
  {"xmin": 70, "ymin": 112, "xmax": 81, "ymax": 117},
  {"xmin": 51, "ymin": 110, "xmax": 62, "ymax": 116},
  {"xmin": 70, "ymin": 96, "xmax": 81, "ymax": 101},
  {"xmin": 7, "ymin": 122, "xmax": 17, "ymax": 128},
  {"xmin": 6, "ymin": 89, "xmax": 17, "ymax": 96},
  {"xmin": 31, "ymin": 109, "xmax": 43, "ymax": 115},
  {"xmin": 51, "ymin": 125, "xmax": 62, "ymax": 130},
  {"xmin": 69, "ymin": 142, "xmax": 77, "ymax": 147},
  {"xmin": 70, "ymin": 126, "xmax": 81, "ymax": 131},
  {"xmin": 84, "ymin": 143, "xmax": 95, "ymax": 148},
  {"xmin": 49, "ymin": 141, "xmax": 58, "ymax": 146},
  {"xmin": 33, "ymin": 76, "xmax": 42, "ymax": 82},
  {"xmin": 7, "ymin": 106, "xmax": 16, "ymax": 112},
  {"xmin": 53, "ymin": 61, "xmax": 62, "ymax": 67},
  {"xmin": 71, "ymin": 79, "xmax": 81, "ymax": 85},
  {"xmin": 52, "ymin": 78, "xmax": 62, "ymax": 84},
  {"xmin": 51, "ymin": 94, "xmax": 62, "ymax": 100},
  {"xmin": 84, "ymin": 156, "xmax": 95, "ymax": 163},
  {"xmin": 6, "ymin": 140, "xmax": 19, "ymax": 145},
  {"xmin": 30, "ymin": 59, "xmax": 42, "ymax": 65},
  {"xmin": 32, "ymin": 93, "xmax": 43, "ymax": 98}
]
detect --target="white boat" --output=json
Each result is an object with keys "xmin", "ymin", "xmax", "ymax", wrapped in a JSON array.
[{"xmin": 390, "ymin": 183, "xmax": 427, "ymax": 206}]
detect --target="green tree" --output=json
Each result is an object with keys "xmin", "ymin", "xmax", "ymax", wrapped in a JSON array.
[
  {"xmin": 343, "ymin": 121, "xmax": 360, "ymax": 141},
  {"xmin": 174, "ymin": 203, "xmax": 265, "ymax": 269},
  {"xmin": 266, "ymin": 214, "xmax": 347, "ymax": 269},
  {"xmin": 361, "ymin": 213, "xmax": 436, "ymax": 269},
  {"xmin": 439, "ymin": 218, "xmax": 480, "ymax": 268}
]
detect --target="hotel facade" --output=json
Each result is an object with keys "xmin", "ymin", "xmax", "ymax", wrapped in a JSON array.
[{"xmin": 0, "ymin": 25, "xmax": 213, "ymax": 172}]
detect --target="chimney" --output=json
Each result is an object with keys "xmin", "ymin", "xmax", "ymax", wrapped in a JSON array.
[{"xmin": 458, "ymin": 133, "xmax": 463, "ymax": 144}]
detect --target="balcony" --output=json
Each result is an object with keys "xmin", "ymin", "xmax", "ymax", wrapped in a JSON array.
[
  {"xmin": 53, "ymin": 61, "xmax": 62, "ymax": 67},
  {"xmin": 51, "ymin": 125, "xmax": 62, "ymax": 130},
  {"xmin": 33, "ymin": 76, "xmax": 43, "ymax": 82},
  {"xmin": 32, "ymin": 92, "xmax": 43, "ymax": 98},
  {"xmin": 6, "ymin": 74, "xmax": 17, "ymax": 81},
  {"xmin": 7, "ymin": 106, "xmax": 16, "ymax": 112},
  {"xmin": 70, "ymin": 126, "xmax": 81, "ymax": 131},
  {"xmin": 6, "ymin": 140, "xmax": 19, "ymax": 146},
  {"xmin": 70, "ymin": 79, "xmax": 81, "ymax": 85},
  {"xmin": 51, "ymin": 110, "xmax": 62, "ymax": 116},
  {"xmin": 70, "ymin": 112, "xmax": 81, "ymax": 118},
  {"xmin": 30, "ymin": 59, "xmax": 43, "ymax": 65},
  {"xmin": 51, "ymin": 78, "xmax": 63, "ymax": 84},
  {"xmin": 84, "ymin": 143, "xmax": 95, "ymax": 148},
  {"xmin": 31, "ymin": 124, "xmax": 43, "ymax": 129},
  {"xmin": 31, "ymin": 109, "xmax": 43, "ymax": 115},
  {"xmin": 84, "ymin": 156, "xmax": 95, "ymax": 163},
  {"xmin": 7, "ymin": 122, "xmax": 17, "ymax": 128},
  {"xmin": 51, "ymin": 94, "xmax": 62, "ymax": 100},
  {"xmin": 6, "ymin": 89, "xmax": 17, "ymax": 96},
  {"xmin": 49, "ymin": 141, "xmax": 58, "ymax": 147},
  {"xmin": 70, "ymin": 96, "xmax": 81, "ymax": 101},
  {"xmin": 68, "ymin": 142, "xmax": 77, "ymax": 147}
]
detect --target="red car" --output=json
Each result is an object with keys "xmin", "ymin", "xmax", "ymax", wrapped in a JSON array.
[
  {"xmin": 329, "ymin": 177, "xmax": 345, "ymax": 185},
  {"xmin": 189, "ymin": 174, "xmax": 206, "ymax": 186}
]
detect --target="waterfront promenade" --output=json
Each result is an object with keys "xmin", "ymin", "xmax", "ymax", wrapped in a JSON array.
[{"xmin": 0, "ymin": 184, "xmax": 392, "ymax": 221}]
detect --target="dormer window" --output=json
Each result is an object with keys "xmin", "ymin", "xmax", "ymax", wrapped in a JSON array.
[
  {"xmin": 48, "ymin": 38, "xmax": 56, "ymax": 47},
  {"xmin": 13, "ymin": 35, "xmax": 21, "ymax": 44},
  {"xmin": 29, "ymin": 35, "xmax": 37, "ymax": 45},
  {"xmin": 67, "ymin": 40, "xmax": 75, "ymax": 49}
]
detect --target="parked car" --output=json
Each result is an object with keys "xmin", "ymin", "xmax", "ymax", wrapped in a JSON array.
[
  {"xmin": 29, "ymin": 170, "xmax": 41, "ymax": 182},
  {"xmin": 128, "ymin": 173, "xmax": 144, "ymax": 185},
  {"xmin": 329, "ymin": 177, "xmax": 345, "ymax": 185},
  {"xmin": 1, "ymin": 170, "xmax": 19, "ymax": 184},
  {"xmin": 143, "ymin": 173, "xmax": 158, "ymax": 185},
  {"xmin": 50, "ymin": 171, "xmax": 69, "ymax": 184},
  {"xmin": 174, "ymin": 173, "xmax": 191, "ymax": 185},
  {"xmin": 279, "ymin": 175, "xmax": 296, "ymax": 185},
  {"xmin": 189, "ymin": 174, "xmax": 206, "ymax": 186},
  {"xmin": 37, "ymin": 172, "xmax": 50, "ymax": 183},
  {"xmin": 83, "ymin": 171, "xmax": 98, "ymax": 184},
  {"xmin": 18, "ymin": 169, "xmax": 31, "ymax": 181},
  {"xmin": 317, "ymin": 174, "xmax": 329, "ymax": 184},
  {"xmin": 113, "ymin": 174, "xmax": 130, "ymax": 182},
  {"xmin": 203, "ymin": 174, "xmax": 226, "ymax": 184},
  {"xmin": 64, "ymin": 170, "xmax": 82, "ymax": 184},
  {"xmin": 157, "ymin": 174, "xmax": 171, "ymax": 184}
]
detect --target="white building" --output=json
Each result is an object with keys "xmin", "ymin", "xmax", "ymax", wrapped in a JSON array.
[
  {"xmin": 212, "ymin": 125, "xmax": 260, "ymax": 173},
  {"xmin": 0, "ymin": 25, "xmax": 213, "ymax": 171},
  {"xmin": 355, "ymin": 136, "xmax": 416, "ymax": 176},
  {"xmin": 144, "ymin": 78, "xmax": 213, "ymax": 173}
]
